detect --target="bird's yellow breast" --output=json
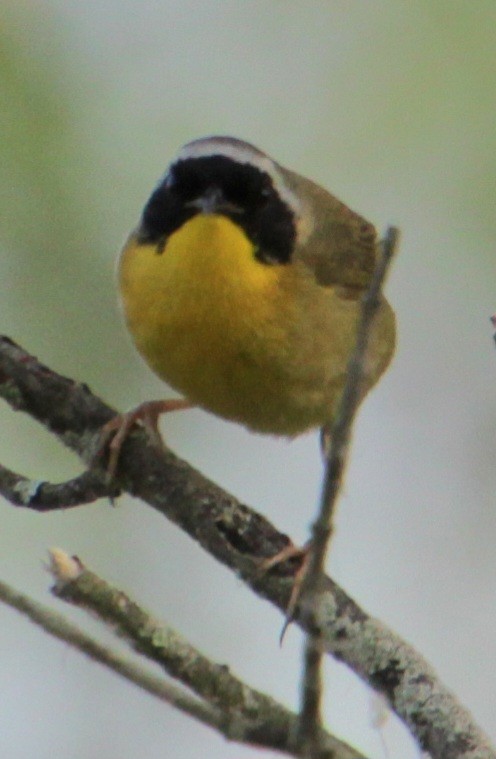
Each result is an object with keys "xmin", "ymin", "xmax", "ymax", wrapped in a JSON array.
[
  {"xmin": 119, "ymin": 215, "xmax": 296, "ymax": 430},
  {"xmin": 118, "ymin": 213, "xmax": 390, "ymax": 434}
]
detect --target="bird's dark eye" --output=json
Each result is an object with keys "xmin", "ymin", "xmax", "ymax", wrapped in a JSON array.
[{"xmin": 259, "ymin": 186, "xmax": 271, "ymax": 204}]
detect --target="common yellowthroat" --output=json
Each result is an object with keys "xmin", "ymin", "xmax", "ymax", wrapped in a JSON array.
[{"xmin": 114, "ymin": 136, "xmax": 395, "ymax": 459}]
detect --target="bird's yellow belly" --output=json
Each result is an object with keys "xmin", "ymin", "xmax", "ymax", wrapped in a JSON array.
[{"xmin": 118, "ymin": 215, "xmax": 390, "ymax": 435}]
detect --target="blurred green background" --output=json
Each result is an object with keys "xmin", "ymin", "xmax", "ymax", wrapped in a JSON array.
[{"xmin": 1, "ymin": 2, "xmax": 495, "ymax": 758}]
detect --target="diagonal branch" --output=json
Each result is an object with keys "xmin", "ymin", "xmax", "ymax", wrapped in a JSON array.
[
  {"xmin": 42, "ymin": 548, "xmax": 365, "ymax": 759},
  {"xmin": 0, "ymin": 575, "xmax": 221, "ymax": 732},
  {"xmin": 0, "ymin": 336, "xmax": 494, "ymax": 759}
]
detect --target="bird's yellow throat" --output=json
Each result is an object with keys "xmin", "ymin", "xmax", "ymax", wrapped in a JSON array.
[
  {"xmin": 159, "ymin": 212, "xmax": 279, "ymax": 296},
  {"xmin": 120, "ymin": 213, "xmax": 281, "ymax": 331}
]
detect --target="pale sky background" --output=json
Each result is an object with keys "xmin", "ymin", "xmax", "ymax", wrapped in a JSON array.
[{"xmin": 1, "ymin": 2, "xmax": 496, "ymax": 758}]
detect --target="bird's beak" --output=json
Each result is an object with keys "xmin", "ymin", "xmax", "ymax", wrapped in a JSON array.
[{"xmin": 186, "ymin": 186, "xmax": 242, "ymax": 216}]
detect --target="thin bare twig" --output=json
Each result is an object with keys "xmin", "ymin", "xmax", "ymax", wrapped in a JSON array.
[{"xmin": 297, "ymin": 228, "xmax": 399, "ymax": 755}]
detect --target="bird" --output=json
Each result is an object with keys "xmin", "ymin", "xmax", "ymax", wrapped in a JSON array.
[{"xmin": 108, "ymin": 135, "xmax": 395, "ymax": 473}]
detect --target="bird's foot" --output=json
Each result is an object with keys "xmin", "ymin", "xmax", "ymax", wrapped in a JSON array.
[
  {"xmin": 99, "ymin": 398, "xmax": 192, "ymax": 479},
  {"xmin": 257, "ymin": 540, "xmax": 312, "ymax": 643}
]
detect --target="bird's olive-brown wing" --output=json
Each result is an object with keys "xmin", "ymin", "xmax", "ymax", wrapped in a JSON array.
[{"xmin": 281, "ymin": 167, "xmax": 378, "ymax": 291}]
